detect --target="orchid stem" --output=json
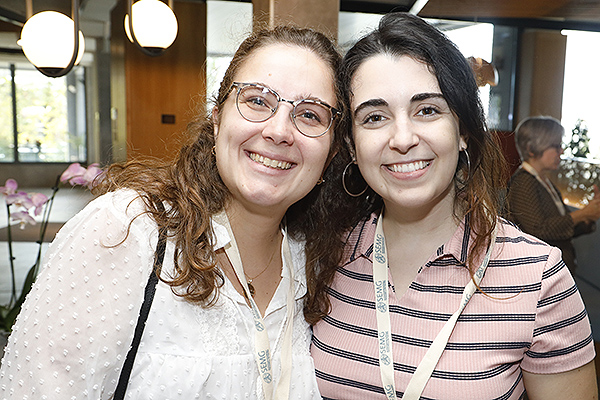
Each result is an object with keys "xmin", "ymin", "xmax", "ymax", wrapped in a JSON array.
[
  {"xmin": 5, "ymin": 203, "xmax": 17, "ymax": 305},
  {"xmin": 33, "ymin": 176, "xmax": 60, "ymax": 277}
]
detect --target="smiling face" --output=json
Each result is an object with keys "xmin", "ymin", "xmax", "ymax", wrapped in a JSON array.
[
  {"xmin": 351, "ymin": 54, "xmax": 466, "ymax": 219},
  {"xmin": 213, "ymin": 43, "xmax": 336, "ymax": 217}
]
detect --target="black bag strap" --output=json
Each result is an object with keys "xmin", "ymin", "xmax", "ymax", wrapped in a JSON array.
[{"xmin": 113, "ymin": 200, "xmax": 168, "ymax": 399}]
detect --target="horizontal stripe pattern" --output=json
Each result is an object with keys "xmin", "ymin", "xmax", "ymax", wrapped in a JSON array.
[{"xmin": 312, "ymin": 215, "xmax": 595, "ymax": 399}]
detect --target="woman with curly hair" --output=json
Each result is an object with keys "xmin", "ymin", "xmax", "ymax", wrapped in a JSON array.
[
  {"xmin": 308, "ymin": 12, "xmax": 597, "ymax": 400},
  {"xmin": 0, "ymin": 25, "xmax": 343, "ymax": 399}
]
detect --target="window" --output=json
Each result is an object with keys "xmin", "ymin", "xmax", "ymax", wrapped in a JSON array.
[
  {"xmin": 562, "ymin": 30, "xmax": 600, "ymax": 159},
  {"xmin": 206, "ymin": 1, "xmax": 252, "ymax": 102},
  {"xmin": 442, "ymin": 22, "xmax": 494, "ymax": 119},
  {"xmin": 0, "ymin": 61, "xmax": 87, "ymax": 163}
]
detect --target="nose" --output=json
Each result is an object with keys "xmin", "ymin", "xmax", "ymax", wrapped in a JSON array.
[
  {"xmin": 261, "ymin": 102, "xmax": 296, "ymax": 145},
  {"xmin": 388, "ymin": 117, "xmax": 419, "ymax": 153}
]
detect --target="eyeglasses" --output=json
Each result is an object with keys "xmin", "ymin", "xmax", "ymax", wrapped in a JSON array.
[
  {"xmin": 547, "ymin": 143, "xmax": 564, "ymax": 151},
  {"xmin": 224, "ymin": 82, "xmax": 340, "ymax": 138}
]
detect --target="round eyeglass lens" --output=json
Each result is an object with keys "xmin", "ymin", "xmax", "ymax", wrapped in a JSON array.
[
  {"xmin": 235, "ymin": 84, "xmax": 333, "ymax": 137},
  {"xmin": 292, "ymin": 101, "xmax": 332, "ymax": 137},
  {"xmin": 236, "ymin": 85, "xmax": 278, "ymax": 122}
]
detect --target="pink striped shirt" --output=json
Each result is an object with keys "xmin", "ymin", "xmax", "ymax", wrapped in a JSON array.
[{"xmin": 311, "ymin": 214, "xmax": 595, "ymax": 399}]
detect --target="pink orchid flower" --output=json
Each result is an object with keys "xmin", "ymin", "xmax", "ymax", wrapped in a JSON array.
[
  {"xmin": 0, "ymin": 179, "xmax": 18, "ymax": 195},
  {"xmin": 29, "ymin": 192, "xmax": 49, "ymax": 216},
  {"xmin": 6, "ymin": 191, "xmax": 34, "ymax": 210},
  {"xmin": 10, "ymin": 211, "xmax": 36, "ymax": 229},
  {"xmin": 60, "ymin": 163, "xmax": 103, "ymax": 189},
  {"xmin": 60, "ymin": 163, "xmax": 87, "ymax": 184}
]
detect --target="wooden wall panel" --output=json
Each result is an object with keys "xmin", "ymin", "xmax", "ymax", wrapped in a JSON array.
[
  {"xmin": 516, "ymin": 29, "xmax": 567, "ymax": 122},
  {"xmin": 420, "ymin": 0, "xmax": 600, "ymax": 22},
  {"xmin": 252, "ymin": 0, "xmax": 339, "ymax": 40},
  {"xmin": 111, "ymin": 0, "xmax": 206, "ymax": 162}
]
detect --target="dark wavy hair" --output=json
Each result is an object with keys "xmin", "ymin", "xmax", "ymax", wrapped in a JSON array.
[
  {"xmin": 97, "ymin": 25, "xmax": 344, "ymax": 307},
  {"xmin": 304, "ymin": 12, "xmax": 508, "ymax": 324}
]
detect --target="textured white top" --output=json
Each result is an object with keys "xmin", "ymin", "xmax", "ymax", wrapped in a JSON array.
[{"xmin": 0, "ymin": 189, "xmax": 321, "ymax": 399}]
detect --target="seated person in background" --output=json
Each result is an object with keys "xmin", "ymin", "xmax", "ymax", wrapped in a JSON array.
[{"xmin": 506, "ymin": 115, "xmax": 600, "ymax": 273}]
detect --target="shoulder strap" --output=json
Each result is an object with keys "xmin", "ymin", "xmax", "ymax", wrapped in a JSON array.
[{"xmin": 113, "ymin": 200, "xmax": 168, "ymax": 399}]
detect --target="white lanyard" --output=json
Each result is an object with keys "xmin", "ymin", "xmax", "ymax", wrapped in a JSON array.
[
  {"xmin": 521, "ymin": 162, "xmax": 565, "ymax": 216},
  {"xmin": 373, "ymin": 211, "xmax": 497, "ymax": 400},
  {"xmin": 215, "ymin": 211, "xmax": 295, "ymax": 400}
]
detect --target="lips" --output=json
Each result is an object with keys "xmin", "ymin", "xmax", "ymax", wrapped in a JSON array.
[
  {"xmin": 386, "ymin": 160, "xmax": 431, "ymax": 173},
  {"xmin": 249, "ymin": 152, "xmax": 293, "ymax": 170}
]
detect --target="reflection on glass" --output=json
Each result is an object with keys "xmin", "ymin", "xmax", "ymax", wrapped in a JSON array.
[
  {"xmin": 0, "ymin": 62, "xmax": 86, "ymax": 164},
  {"xmin": 16, "ymin": 68, "xmax": 69, "ymax": 162},
  {"xmin": 0, "ymin": 66, "xmax": 14, "ymax": 162}
]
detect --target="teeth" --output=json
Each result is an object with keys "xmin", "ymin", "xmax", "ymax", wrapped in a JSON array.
[
  {"xmin": 249, "ymin": 153, "xmax": 292, "ymax": 170},
  {"xmin": 389, "ymin": 160, "xmax": 430, "ymax": 173}
]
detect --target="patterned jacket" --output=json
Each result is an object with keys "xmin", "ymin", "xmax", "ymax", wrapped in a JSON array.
[{"xmin": 505, "ymin": 167, "xmax": 595, "ymax": 272}]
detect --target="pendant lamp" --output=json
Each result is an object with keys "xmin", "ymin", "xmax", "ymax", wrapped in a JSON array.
[
  {"xmin": 124, "ymin": 0, "xmax": 178, "ymax": 56},
  {"xmin": 17, "ymin": 0, "xmax": 84, "ymax": 78}
]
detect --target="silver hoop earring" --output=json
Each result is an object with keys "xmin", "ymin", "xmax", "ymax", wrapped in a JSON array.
[
  {"xmin": 460, "ymin": 148, "xmax": 471, "ymax": 180},
  {"xmin": 342, "ymin": 160, "xmax": 368, "ymax": 197}
]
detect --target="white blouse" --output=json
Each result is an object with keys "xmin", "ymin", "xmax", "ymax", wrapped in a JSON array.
[{"xmin": 0, "ymin": 189, "xmax": 321, "ymax": 400}]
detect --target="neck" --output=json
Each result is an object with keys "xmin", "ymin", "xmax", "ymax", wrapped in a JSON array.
[
  {"xmin": 381, "ymin": 196, "xmax": 462, "ymax": 256},
  {"xmin": 224, "ymin": 201, "xmax": 283, "ymax": 246},
  {"xmin": 223, "ymin": 201, "xmax": 284, "ymax": 278},
  {"xmin": 221, "ymin": 202, "xmax": 285, "ymax": 313},
  {"xmin": 524, "ymin": 159, "xmax": 549, "ymax": 178}
]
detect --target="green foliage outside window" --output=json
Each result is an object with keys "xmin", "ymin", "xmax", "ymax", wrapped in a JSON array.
[
  {"xmin": 15, "ymin": 69, "xmax": 69, "ymax": 162},
  {"xmin": 0, "ymin": 63, "xmax": 86, "ymax": 163},
  {"xmin": 0, "ymin": 68, "xmax": 14, "ymax": 162}
]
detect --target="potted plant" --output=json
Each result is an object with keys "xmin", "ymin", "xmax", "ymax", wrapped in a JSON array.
[{"xmin": 0, "ymin": 163, "xmax": 102, "ymax": 335}]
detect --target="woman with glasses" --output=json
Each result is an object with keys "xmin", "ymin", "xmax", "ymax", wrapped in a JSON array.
[
  {"xmin": 506, "ymin": 116, "xmax": 600, "ymax": 274},
  {"xmin": 0, "ymin": 26, "xmax": 341, "ymax": 399},
  {"xmin": 306, "ymin": 13, "xmax": 597, "ymax": 399}
]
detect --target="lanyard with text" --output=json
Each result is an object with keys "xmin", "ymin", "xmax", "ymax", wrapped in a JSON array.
[
  {"xmin": 373, "ymin": 211, "xmax": 497, "ymax": 400},
  {"xmin": 216, "ymin": 211, "xmax": 295, "ymax": 400}
]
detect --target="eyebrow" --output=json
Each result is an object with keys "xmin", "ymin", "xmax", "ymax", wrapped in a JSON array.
[
  {"xmin": 411, "ymin": 92, "xmax": 445, "ymax": 102},
  {"xmin": 353, "ymin": 92, "xmax": 446, "ymax": 119},
  {"xmin": 255, "ymin": 82, "xmax": 332, "ymax": 106},
  {"xmin": 353, "ymin": 98, "xmax": 389, "ymax": 119}
]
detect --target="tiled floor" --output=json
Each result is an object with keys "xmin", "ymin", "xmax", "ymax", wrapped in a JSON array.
[{"xmin": 0, "ymin": 187, "xmax": 95, "ymax": 305}]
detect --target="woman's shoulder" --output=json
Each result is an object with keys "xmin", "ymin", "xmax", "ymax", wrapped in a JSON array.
[
  {"xmin": 74, "ymin": 188, "xmax": 150, "ymax": 219},
  {"xmin": 496, "ymin": 218, "xmax": 561, "ymax": 259},
  {"xmin": 54, "ymin": 188, "xmax": 157, "ymax": 244},
  {"xmin": 508, "ymin": 167, "xmax": 536, "ymax": 186}
]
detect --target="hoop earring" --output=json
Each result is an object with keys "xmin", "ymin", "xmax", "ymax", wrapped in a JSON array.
[
  {"xmin": 211, "ymin": 145, "xmax": 216, "ymax": 156},
  {"xmin": 316, "ymin": 177, "xmax": 325, "ymax": 185},
  {"xmin": 460, "ymin": 148, "xmax": 471, "ymax": 180},
  {"xmin": 342, "ymin": 160, "xmax": 368, "ymax": 197}
]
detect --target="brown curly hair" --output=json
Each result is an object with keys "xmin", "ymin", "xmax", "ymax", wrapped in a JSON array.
[
  {"xmin": 96, "ymin": 25, "xmax": 344, "ymax": 307},
  {"xmin": 304, "ymin": 12, "xmax": 508, "ymax": 324}
]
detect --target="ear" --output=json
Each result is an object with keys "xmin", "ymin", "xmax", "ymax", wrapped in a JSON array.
[
  {"xmin": 211, "ymin": 106, "xmax": 220, "ymax": 138},
  {"xmin": 459, "ymin": 136, "xmax": 467, "ymax": 151}
]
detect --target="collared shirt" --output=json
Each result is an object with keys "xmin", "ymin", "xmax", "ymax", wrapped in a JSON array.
[
  {"xmin": 312, "ymin": 213, "xmax": 594, "ymax": 400},
  {"xmin": 0, "ymin": 189, "xmax": 321, "ymax": 400}
]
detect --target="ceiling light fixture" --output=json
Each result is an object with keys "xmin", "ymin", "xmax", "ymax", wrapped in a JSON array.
[
  {"xmin": 17, "ymin": 0, "xmax": 84, "ymax": 78},
  {"xmin": 124, "ymin": 0, "xmax": 178, "ymax": 57},
  {"xmin": 409, "ymin": 0, "xmax": 430, "ymax": 15}
]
